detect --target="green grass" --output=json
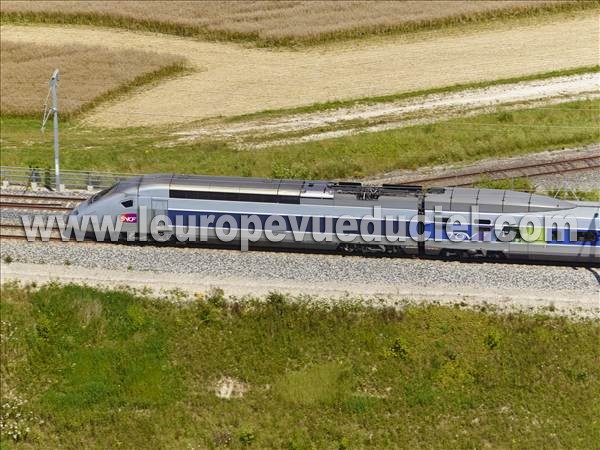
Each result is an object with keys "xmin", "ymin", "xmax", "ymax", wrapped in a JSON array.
[
  {"xmin": 474, "ymin": 178, "xmax": 600, "ymax": 201},
  {"xmin": 475, "ymin": 177, "xmax": 537, "ymax": 192},
  {"xmin": 1, "ymin": 2, "xmax": 597, "ymax": 47},
  {"xmin": 1, "ymin": 99, "xmax": 598, "ymax": 180},
  {"xmin": 1, "ymin": 284, "xmax": 599, "ymax": 448},
  {"xmin": 546, "ymin": 188, "xmax": 600, "ymax": 202}
]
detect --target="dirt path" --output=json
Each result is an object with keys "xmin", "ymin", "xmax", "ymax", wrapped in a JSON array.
[
  {"xmin": 2, "ymin": 262, "xmax": 598, "ymax": 317},
  {"xmin": 1, "ymin": 13, "xmax": 598, "ymax": 127},
  {"xmin": 173, "ymin": 73, "xmax": 600, "ymax": 148}
]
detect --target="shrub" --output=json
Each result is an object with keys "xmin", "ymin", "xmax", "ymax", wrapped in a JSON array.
[
  {"xmin": 266, "ymin": 291, "xmax": 287, "ymax": 308},
  {"xmin": 239, "ymin": 429, "xmax": 255, "ymax": 446},
  {"xmin": 206, "ymin": 287, "xmax": 226, "ymax": 307},
  {"xmin": 271, "ymin": 162, "xmax": 311, "ymax": 180},
  {"xmin": 484, "ymin": 332, "xmax": 500, "ymax": 350},
  {"xmin": 389, "ymin": 337, "xmax": 409, "ymax": 360}
]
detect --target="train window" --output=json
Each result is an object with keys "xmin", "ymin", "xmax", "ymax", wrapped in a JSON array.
[
  {"xmin": 476, "ymin": 219, "xmax": 492, "ymax": 225},
  {"xmin": 169, "ymin": 189, "xmax": 300, "ymax": 204},
  {"xmin": 277, "ymin": 196, "xmax": 300, "ymax": 204},
  {"xmin": 121, "ymin": 200, "xmax": 134, "ymax": 208},
  {"xmin": 242, "ymin": 193, "xmax": 278, "ymax": 203},
  {"xmin": 171, "ymin": 190, "xmax": 233, "ymax": 200},
  {"xmin": 90, "ymin": 185, "xmax": 116, "ymax": 203},
  {"xmin": 577, "ymin": 231, "xmax": 598, "ymax": 243}
]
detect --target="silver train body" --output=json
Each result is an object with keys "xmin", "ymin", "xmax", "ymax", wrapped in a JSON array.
[{"xmin": 70, "ymin": 174, "xmax": 600, "ymax": 264}]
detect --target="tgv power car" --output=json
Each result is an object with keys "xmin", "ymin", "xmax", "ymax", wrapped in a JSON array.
[{"xmin": 70, "ymin": 174, "xmax": 599, "ymax": 264}]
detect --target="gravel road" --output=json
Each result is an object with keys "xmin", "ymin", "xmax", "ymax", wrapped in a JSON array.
[{"xmin": 1, "ymin": 240, "xmax": 598, "ymax": 317}]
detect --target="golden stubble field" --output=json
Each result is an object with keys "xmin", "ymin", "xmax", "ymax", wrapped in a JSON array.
[
  {"xmin": 1, "ymin": 11, "xmax": 598, "ymax": 126},
  {"xmin": 0, "ymin": 41, "xmax": 184, "ymax": 116},
  {"xmin": 0, "ymin": 0, "xmax": 574, "ymax": 45}
]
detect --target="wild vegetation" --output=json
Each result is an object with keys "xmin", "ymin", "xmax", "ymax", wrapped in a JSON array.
[
  {"xmin": 545, "ymin": 188, "xmax": 600, "ymax": 202},
  {"xmin": 474, "ymin": 178, "xmax": 600, "ymax": 201},
  {"xmin": 1, "ymin": 283, "xmax": 598, "ymax": 448},
  {"xmin": 0, "ymin": 41, "xmax": 186, "ymax": 117},
  {"xmin": 1, "ymin": 99, "xmax": 598, "ymax": 180},
  {"xmin": 1, "ymin": 1, "xmax": 595, "ymax": 47}
]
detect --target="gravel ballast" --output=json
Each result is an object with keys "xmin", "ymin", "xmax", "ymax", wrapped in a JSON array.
[{"xmin": 1, "ymin": 240, "xmax": 598, "ymax": 317}]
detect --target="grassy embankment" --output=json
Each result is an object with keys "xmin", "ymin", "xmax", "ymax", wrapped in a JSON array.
[
  {"xmin": 1, "ymin": 98, "xmax": 598, "ymax": 180},
  {"xmin": 1, "ymin": 283, "xmax": 599, "ymax": 448},
  {"xmin": 1, "ymin": 1, "xmax": 597, "ymax": 47}
]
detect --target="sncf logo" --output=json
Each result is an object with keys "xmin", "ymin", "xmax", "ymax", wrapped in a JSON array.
[{"xmin": 119, "ymin": 213, "xmax": 138, "ymax": 223}]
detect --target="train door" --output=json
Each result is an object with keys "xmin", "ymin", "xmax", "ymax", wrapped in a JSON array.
[
  {"xmin": 151, "ymin": 198, "xmax": 168, "ymax": 218},
  {"xmin": 150, "ymin": 198, "xmax": 171, "ymax": 234},
  {"xmin": 524, "ymin": 221, "xmax": 547, "ymax": 261},
  {"xmin": 503, "ymin": 225, "xmax": 528, "ymax": 260}
]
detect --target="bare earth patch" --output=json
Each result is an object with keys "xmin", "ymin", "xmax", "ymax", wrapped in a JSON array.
[
  {"xmin": 214, "ymin": 376, "xmax": 248, "ymax": 400},
  {"xmin": 1, "ymin": 12, "xmax": 597, "ymax": 126}
]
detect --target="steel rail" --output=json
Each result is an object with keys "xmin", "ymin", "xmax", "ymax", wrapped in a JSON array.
[
  {"xmin": 401, "ymin": 154, "xmax": 600, "ymax": 186},
  {"xmin": 0, "ymin": 193, "xmax": 88, "ymax": 202},
  {"xmin": 0, "ymin": 202, "xmax": 73, "ymax": 211}
]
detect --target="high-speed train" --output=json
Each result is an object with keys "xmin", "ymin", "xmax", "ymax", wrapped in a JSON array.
[{"xmin": 69, "ymin": 173, "xmax": 600, "ymax": 264}]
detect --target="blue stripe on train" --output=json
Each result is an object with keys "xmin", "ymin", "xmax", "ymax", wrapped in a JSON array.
[
  {"xmin": 168, "ymin": 210, "xmax": 407, "ymax": 235},
  {"xmin": 167, "ymin": 210, "xmax": 598, "ymax": 246}
]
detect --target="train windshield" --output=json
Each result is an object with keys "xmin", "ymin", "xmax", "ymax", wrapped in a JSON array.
[{"xmin": 90, "ymin": 184, "xmax": 117, "ymax": 203}]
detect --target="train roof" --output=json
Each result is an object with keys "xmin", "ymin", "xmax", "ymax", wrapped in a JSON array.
[
  {"xmin": 126, "ymin": 173, "xmax": 577, "ymax": 213},
  {"xmin": 425, "ymin": 187, "xmax": 576, "ymax": 213}
]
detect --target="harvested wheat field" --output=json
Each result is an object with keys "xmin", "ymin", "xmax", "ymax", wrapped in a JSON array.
[
  {"xmin": 1, "ymin": 11, "xmax": 597, "ymax": 127},
  {"xmin": 0, "ymin": 41, "xmax": 185, "ymax": 116},
  {"xmin": 0, "ymin": 0, "xmax": 589, "ymax": 46}
]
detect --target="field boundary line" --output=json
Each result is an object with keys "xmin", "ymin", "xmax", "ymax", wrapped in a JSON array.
[{"xmin": 1, "ymin": 2, "xmax": 598, "ymax": 47}]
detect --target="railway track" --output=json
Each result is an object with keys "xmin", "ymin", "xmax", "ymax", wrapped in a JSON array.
[
  {"xmin": 0, "ymin": 194, "xmax": 85, "ymax": 240},
  {"xmin": 0, "ymin": 201, "xmax": 74, "ymax": 211},
  {"xmin": 0, "ymin": 223, "xmax": 63, "ymax": 241},
  {"xmin": 0, "ymin": 193, "xmax": 88, "ymax": 202},
  {"xmin": 0, "ymin": 193, "xmax": 85, "ymax": 212},
  {"xmin": 395, "ymin": 154, "xmax": 600, "ymax": 187},
  {"xmin": 1, "ymin": 153, "xmax": 597, "ymax": 218},
  {"xmin": 0, "ymin": 223, "xmax": 100, "ymax": 243}
]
